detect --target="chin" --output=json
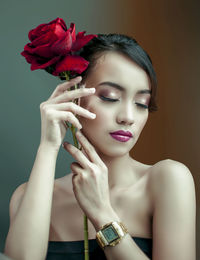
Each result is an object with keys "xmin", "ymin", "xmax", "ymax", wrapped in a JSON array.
[
  {"xmin": 81, "ymin": 128, "xmax": 140, "ymax": 158},
  {"xmin": 92, "ymin": 139, "xmax": 137, "ymax": 158}
]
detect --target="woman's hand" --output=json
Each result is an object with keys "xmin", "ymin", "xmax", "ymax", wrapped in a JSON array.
[
  {"xmin": 39, "ymin": 76, "xmax": 96, "ymax": 151},
  {"xmin": 63, "ymin": 130, "xmax": 113, "ymax": 224}
]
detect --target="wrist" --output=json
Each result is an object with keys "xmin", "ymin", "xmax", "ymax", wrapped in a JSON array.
[
  {"xmin": 96, "ymin": 221, "xmax": 128, "ymax": 250},
  {"xmin": 91, "ymin": 206, "xmax": 121, "ymax": 232},
  {"xmin": 38, "ymin": 142, "xmax": 60, "ymax": 154}
]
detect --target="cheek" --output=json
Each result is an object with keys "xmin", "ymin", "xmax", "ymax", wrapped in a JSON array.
[
  {"xmin": 80, "ymin": 96, "xmax": 112, "ymax": 126},
  {"xmin": 138, "ymin": 114, "xmax": 149, "ymax": 131},
  {"xmin": 93, "ymin": 106, "xmax": 111, "ymax": 121},
  {"xmin": 80, "ymin": 106, "xmax": 111, "ymax": 129}
]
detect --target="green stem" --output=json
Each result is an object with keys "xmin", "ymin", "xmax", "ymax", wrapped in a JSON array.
[
  {"xmin": 62, "ymin": 72, "xmax": 89, "ymax": 260},
  {"xmin": 84, "ymin": 215, "xmax": 89, "ymax": 260}
]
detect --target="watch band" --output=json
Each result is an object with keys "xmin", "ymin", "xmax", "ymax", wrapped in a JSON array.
[{"xmin": 96, "ymin": 221, "xmax": 128, "ymax": 250}]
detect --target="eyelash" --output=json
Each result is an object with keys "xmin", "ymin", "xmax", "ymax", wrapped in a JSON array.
[
  {"xmin": 100, "ymin": 96, "xmax": 118, "ymax": 102},
  {"xmin": 100, "ymin": 96, "xmax": 149, "ymax": 109}
]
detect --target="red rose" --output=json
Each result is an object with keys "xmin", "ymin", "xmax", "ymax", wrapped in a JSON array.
[{"xmin": 21, "ymin": 17, "xmax": 97, "ymax": 76}]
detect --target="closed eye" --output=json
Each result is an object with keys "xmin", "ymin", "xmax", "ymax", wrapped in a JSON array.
[
  {"xmin": 100, "ymin": 96, "xmax": 149, "ymax": 109},
  {"xmin": 99, "ymin": 96, "xmax": 119, "ymax": 102},
  {"xmin": 135, "ymin": 103, "xmax": 149, "ymax": 109}
]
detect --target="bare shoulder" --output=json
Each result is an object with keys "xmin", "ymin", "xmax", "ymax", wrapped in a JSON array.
[
  {"xmin": 149, "ymin": 158, "xmax": 194, "ymax": 182},
  {"xmin": 147, "ymin": 159, "xmax": 196, "ymax": 259},
  {"xmin": 9, "ymin": 182, "xmax": 27, "ymax": 223},
  {"xmin": 147, "ymin": 158, "xmax": 196, "ymax": 204}
]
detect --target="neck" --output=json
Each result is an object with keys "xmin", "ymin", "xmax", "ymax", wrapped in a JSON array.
[{"xmin": 97, "ymin": 151, "xmax": 138, "ymax": 190}]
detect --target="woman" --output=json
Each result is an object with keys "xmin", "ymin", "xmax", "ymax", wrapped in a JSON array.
[{"xmin": 4, "ymin": 34, "xmax": 196, "ymax": 260}]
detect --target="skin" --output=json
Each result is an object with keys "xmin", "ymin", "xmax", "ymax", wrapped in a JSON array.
[
  {"xmin": 5, "ymin": 51, "xmax": 196, "ymax": 260},
  {"xmin": 77, "ymin": 51, "xmax": 151, "ymax": 188},
  {"xmin": 50, "ymin": 51, "xmax": 154, "ymax": 241},
  {"xmin": 59, "ymin": 52, "xmax": 196, "ymax": 259}
]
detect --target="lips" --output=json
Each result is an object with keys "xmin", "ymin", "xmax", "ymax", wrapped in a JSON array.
[
  {"xmin": 109, "ymin": 130, "xmax": 133, "ymax": 142},
  {"xmin": 110, "ymin": 130, "xmax": 133, "ymax": 137}
]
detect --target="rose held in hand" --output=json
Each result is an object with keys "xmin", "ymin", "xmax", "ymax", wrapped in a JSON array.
[
  {"xmin": 21, "ymin": 17, "xmax": 98, "ymax": 260},
  {"xmin": 21, "ymin": 17, "xmax": 97, "ymax": 76}
]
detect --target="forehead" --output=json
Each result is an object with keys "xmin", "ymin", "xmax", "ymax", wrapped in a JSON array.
[{"xmin": 89, "ymin": 51, "xmax": 151, "ymax": 91}]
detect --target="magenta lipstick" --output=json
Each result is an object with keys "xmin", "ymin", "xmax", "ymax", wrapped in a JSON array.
[{"xmin": 109, "ymin": 130, "xmax": 133, "ymax": 142}]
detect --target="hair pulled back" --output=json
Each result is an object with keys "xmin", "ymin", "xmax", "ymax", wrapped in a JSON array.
[{"xmin": 79, "ymin": 33, "xmax": 158, "ymax": 112}]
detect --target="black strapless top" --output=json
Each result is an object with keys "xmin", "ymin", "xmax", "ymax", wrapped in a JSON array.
[{"xmin": 46, "ymin": 237, "xmax": 152, "ymax": 259}]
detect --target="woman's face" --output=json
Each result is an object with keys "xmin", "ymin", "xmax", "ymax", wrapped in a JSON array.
[{"xmin": 79, "ymin": 51, "xmax": 151, "ymax": 158}]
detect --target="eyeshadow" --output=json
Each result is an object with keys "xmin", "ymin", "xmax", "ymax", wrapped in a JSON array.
[{"xmin": 99, "ymin": 89, "xmax": 120, "ymax": 99}]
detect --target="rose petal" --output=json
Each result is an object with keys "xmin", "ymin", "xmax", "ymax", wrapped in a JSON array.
[
  {"xmin": 70, "ymin": 23, "xmax": 76, "ymax": 43},
  {"xmin": 21, "ymin": 50, "xmax": 42, "ymax": 66},
  {"xmin": 28, "ymin": 17, "xmax": 67, "ymax": 43},
  {"xmin": 28, "ymin": 23, "xmax": 46, "ymax": 41},
  {"xmin": 21, "ymin": 50, "xmax": 36, "ymax": 64},
  {"xmin": 32, "ymin": 24, "xmax": 66, "ymax": 47},
  {"xmin": 24, "ymin": 43, "xmax": 33, "ymax": 53},
  {"xmin": 49, "ymin": 17, "xmax": 67, "ymax": 31},
  {"xmin": 31, "ymin": 56, "xmax": 60, "ymax": 70},
  {"xmin": 53, "ymin": 22, "xmax": 67, "ymax": 39},
  {"xmin": 31, "ymin": 44, "xmax": 55, "ymax": 58},
  {"xmin": 51, "ymin": 30, "xmax": 72, "ymax": 55},
  {"xmin": 72, "ymin": 32, "xmax": 97, "ymax": 52},
  {"xmin": 53, "ymin": 55, "xmax": 89, "ymax": 75},
  {"xmin": 21, "ymin": 50, "xmax": 60, "ymax": 70},
  {"xmin": 22, "ymin": 18, "xmax": 96, "ymax": 76},
  {"xmin": 31, "ymin": 31, "xmax": 56, "ymax": 46}
]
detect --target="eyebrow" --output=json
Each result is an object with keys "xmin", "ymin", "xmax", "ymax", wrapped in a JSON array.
[{"xmin": 97, "ymin": 81, "xmax": 151, "ymax": 95}]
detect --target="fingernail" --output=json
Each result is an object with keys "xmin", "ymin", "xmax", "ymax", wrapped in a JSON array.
[
  {"xmin": 88, "ymin": 88, "xmax": 95, "ymax": 92},
  {"xmin": 80, "ymin": 84, "xmax": 86, "ymax": 88},
  {"xmin": 76, "ymin": 130, "xmax": 82, "ymax": 136},
  {"xmin": 62, "ymin": 142, "xmax": 69, "ymax": 147},
  {"xmin": 90, "ymin": 113, "xmax": 96, "ymax": 118},
  {"xmin": 75, "ymin": 76, "xmax": 82, "ymax": 81}
]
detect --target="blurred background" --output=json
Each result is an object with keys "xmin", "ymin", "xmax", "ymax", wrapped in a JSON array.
[{"xmin": 0, "ymin": 0, "xmax": 199, "ymax": 258}]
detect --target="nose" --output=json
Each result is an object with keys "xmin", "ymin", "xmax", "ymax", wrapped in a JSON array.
[{"xmin": 116, "ymin": 102, "xmax": 135, "ymax": 126}]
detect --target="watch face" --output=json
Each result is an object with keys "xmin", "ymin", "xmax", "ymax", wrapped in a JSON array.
[{"xmin": 102, "ymin": 225, "xmax": 119, "ymax": 243}]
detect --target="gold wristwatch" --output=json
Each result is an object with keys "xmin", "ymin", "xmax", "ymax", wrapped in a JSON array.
[{"xmin": 96, "ymin": 221, "xmax": 128, "ymax": 250}]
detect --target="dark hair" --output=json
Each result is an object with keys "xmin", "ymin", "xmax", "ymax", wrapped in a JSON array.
[{"xmin": 79, "ymin": 33, "xmax": 158, "ymax": 112}]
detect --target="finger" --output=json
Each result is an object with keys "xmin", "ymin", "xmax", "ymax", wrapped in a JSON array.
[
  {"xmin": 63, "ymin": 142, "xmax": 91, "ymax": 169},
  {"xmin": 46, "ymin": 102, "xmax": 96, "ymax": 119},
  {"xmin": 49, "ymin": 76, "xmax": 82, "ymax": 99},
  {"xmin": 70, "ymin": 162, "xmax": 83, "ymax": 174},
  {"xmin": 71, "ymin": 173, "xmax": 79, "ymax": 192},
  {"xmin": 75, "ymin": 130, "xmax": 103, "ymax": 166},
  {"xmin": 71, "ymin": 162, "xmax": 87, "ymax": 188},
  {"xmin": 54, "ymin": 110, "xmax": 82, "ymax": 130},
  {"xmin": 50, "ymin": 87, "xmax": 96, "ymax": 104}
]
